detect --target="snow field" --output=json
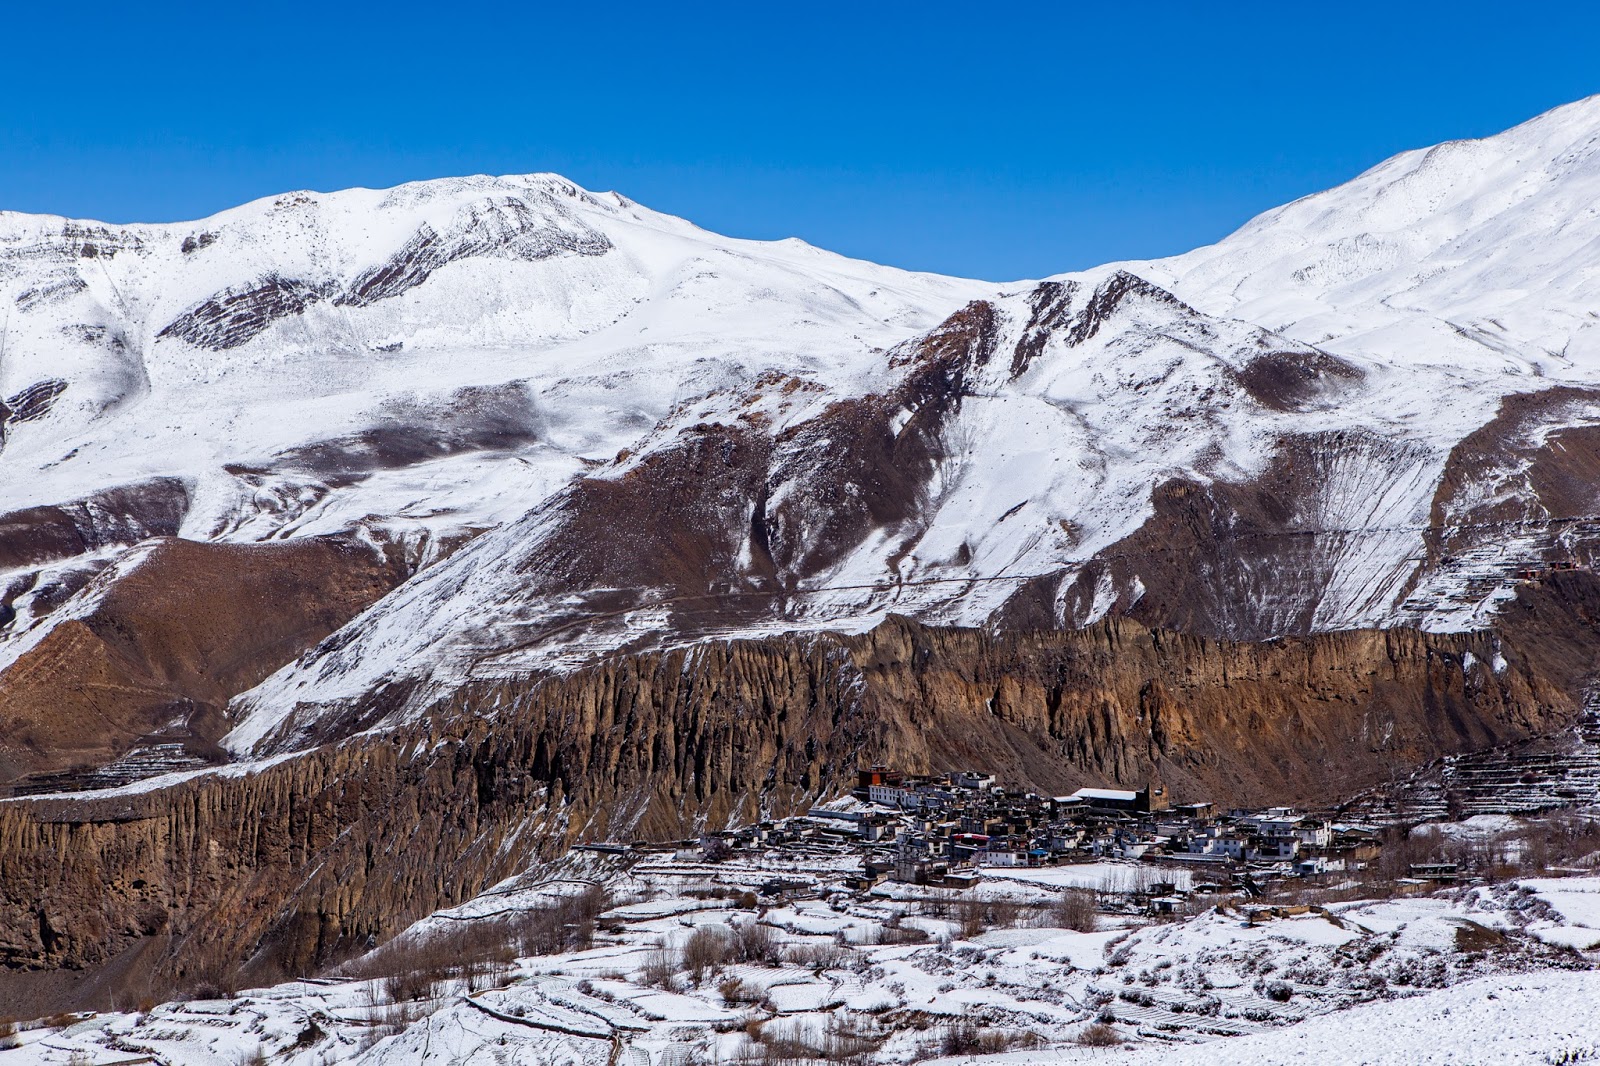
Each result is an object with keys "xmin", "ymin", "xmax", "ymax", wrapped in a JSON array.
[{"xmin": 5, "ymin": 859, "xmax": 1596, "ymax": 1065}]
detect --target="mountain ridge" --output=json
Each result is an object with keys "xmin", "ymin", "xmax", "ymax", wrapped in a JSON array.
[{"xmin": 3, "ymin": 97, "xmax": 1600, "ymax": 780}]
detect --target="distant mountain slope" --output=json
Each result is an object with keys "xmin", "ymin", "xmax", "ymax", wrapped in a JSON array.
[
  {"xmin": 5, "ymin": 99, "xmax": 1600, "ymax": 776},
  {"xmin": 228, "ymin": 96, "xmax": 1600, "ymax": 750},
  {"xmin": 1143, "ymin": 95, "xmax": 1600, "ymax": 374},
  {"xmin": 0, "ymin": 176, "xmax": 984, "ymax": 781}
]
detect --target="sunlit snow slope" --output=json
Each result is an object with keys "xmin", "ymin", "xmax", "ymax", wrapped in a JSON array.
[{"xmin": 5, "ymin": 98, "xmax": 1600, "ymax": 762}]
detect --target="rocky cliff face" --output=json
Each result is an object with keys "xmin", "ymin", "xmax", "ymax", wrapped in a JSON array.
[{"xmin": 5, "ymin": 575, "xmax": 1597, "ymax": 1001}]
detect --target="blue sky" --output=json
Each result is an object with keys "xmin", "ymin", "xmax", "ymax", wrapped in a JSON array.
[{"xmin": 3, "ymin": 3, "xmax": 1597, "ymax": 280}]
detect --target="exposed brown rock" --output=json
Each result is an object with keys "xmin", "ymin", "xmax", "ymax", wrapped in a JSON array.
[
  {"xmin": 335, "ymin": 198, "xmax": 611, "ymax": 309},
  {"xmin": 1002, "ymin": 430, "xmax": 1434, "ymax": 639},
  {"xmin": 1230, "ymin": 349, "xmax": 1362, "ymax": 412},
  {"xmin": 0, "ymin": 478, "xmax": 189, "ymax": 571},
  {"xmin": 366, "ymin": 301, "xmax": 1004, "ymax": 671},
  {"xmin": 766, "ymin": 300, "xmax": 996, "ymax": 580},
  {"xmin": 156, "ymin": 275, "xmax": 333, "ymax": 351},
  {"xmin": 1424, "ymin": 385, "xmax": 1600, "ymax": 567},
  {"xmin": 3, "ymin": 378, "xmax": 68, "ymax": 426},
  {"xmin": 3, "ymin": 580, "xmax": 1595, "ymax": 1003},
  {"xmin": 0, "ymin": 536, "xmax": 408, "ymax": 789}
]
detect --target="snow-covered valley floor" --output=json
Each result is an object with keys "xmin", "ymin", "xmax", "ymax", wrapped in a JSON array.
[{"xmin": 5, "ymin": 832, "xmax": 1598, "ymax": 1065}]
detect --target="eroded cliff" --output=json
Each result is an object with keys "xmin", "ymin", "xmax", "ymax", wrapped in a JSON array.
[{"xmin": 4, "ymin": 575, "xmax": 1598, "ymax": 1006}]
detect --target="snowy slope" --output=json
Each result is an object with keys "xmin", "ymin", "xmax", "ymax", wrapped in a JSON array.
[
  {"xmin": 223, "ymin": 96, "xmax": 1600, "ymax": 749},
  {"xmin": 1141, "ymin": 94, "xmax": 1600, "ymax": 376},
  {"xmin": 7, "ymin": 98, "xmax": 1600, "ymax": 759},
  {"xmin": 0, "ymin": 174, "xmax": 984, "ymax": 536},
  {"xmin": 0, "ymin": 175, "xmax": 987, "ymax": 699},
  {"xmin": 6, "ymin": 848, "xmax": 1596, "ymax": 1066}
]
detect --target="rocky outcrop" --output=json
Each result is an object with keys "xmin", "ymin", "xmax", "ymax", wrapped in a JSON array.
[
  {"xmin": 0, "ymin": 479, "xmax": 189, "ymax": 572},
  {"xmin": 4, "ymin": 578, "xmax": 1596, "ymax": 1001},
  {"xmin": 157, "ymin": 195, "xmax": 615, "ymax": 350},
  {"xmin": 0, "ymin": 536, "xmax": 408, "ymax": 790},
  {"xmin": 336, "ymin": 196, "xmax": 611, "ymax": 308},
  {"xmin": 999, "ymin": 429, "xmax": 1439, "ymax": 639},
  {"xmin": 156, "ymin": 275, "xmax": 334, "ymax": 351}
]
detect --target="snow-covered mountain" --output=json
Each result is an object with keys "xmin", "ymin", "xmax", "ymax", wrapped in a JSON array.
[
  {"xmin": 0, "ymin": 173, "xmax": 982, "ymax": 561},
  {"xmin": 0, "ymin": 175, "xmax": 985, "ymax": 778},
  {"xmin": 6, "ymin": 97, "xmax": 1600, "ymax": 770}
]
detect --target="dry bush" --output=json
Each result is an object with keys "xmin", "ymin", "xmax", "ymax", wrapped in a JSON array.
[
  {"xmin": 749, "ymin": 1020, "xmax": 883, "ymax": 1064},
  {"xmin": 1054, "ymin": 888, "xmax": 1099, "ymax": 932},
  {"xmin": 187, "ymin": 975, "xmax": 240, "ymax": 1001},
  {"xmin": 1375, "ymin": 824, "xmax": 1427, "ymax": 882},
  {"xmin": 640, "ymin": 941, "xmax": 681, "ymax": 988},
  {"xmin": 363, "ymin": 999, "xmax": 424, "ymax": 1042},
  {"xmin": 340, "ymin": 885, "xmax": 606, "ymax": 999},
  {"xmin": 733, "ymin": 920, "xmax": 782, "ymax": 964},
  {"xmin": 1270, "ymin": 878, "xmax": 1390, "ymax": 908},
  {"xmin": 784, "ymin": 941, "xmax": 854, "ymax": 973},
  {"xmin": 1367, "ymin": 813, "xmax": 1600, "ymax": 889},
  {"xmin": 937, "ymin": 1018, "xmax": 1041, "ymax": 1057},
  {"xmin": 860, "ymin": 917, "xmax": 930, "ymax": 946},
  {"xmin": 684, "ymin": 926, "xmax": 735, "ymax": 980},
  {"xmin": 954, "ymin": 897, "xmax": 1022, "ymax": 938},
  {"xmin": 718, "ymin": 977, "xmax": 761, "ymax": 1005},
  {"xmin": 1077, "ymin": 1021, "xmax": 1121, "ymax": 1046},
  {"xmin": 508, "ymin": 884, "xmax": 609, "ymax": 956},
  {"xmin": 1454, "ymin": 920, "xmax": 1506, "ymax": 953},
  {"xmin": 1519, "ymin": 812, "xmax": 1600, "ymax": 871},
  {"xmin": 384, "ymin": 969, "xmax": 441, "ymax": 1003}
]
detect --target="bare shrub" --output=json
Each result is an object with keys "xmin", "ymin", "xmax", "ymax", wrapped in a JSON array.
[
  {"xmin": 1455, "ymin": 919, "xmax": 1507, "ymax": 954},
  {"xmin": 954, "ymin": 897, "xmax": 1021, "ymax": 938},
  {"xmin": 684, "ymin": 925, "xmax": 735, "ymax": 980},
  {"xmin": 384, "ymin": 968, "xmax": 442, "ymax": 1003},
  {"xmin": 1518, "ymin": 812, "xmax": 1600, "ymax": 871},
  {"xmin": 363, "ymin": 998, "xmax": 423, "ymax": 1042},
  {"xmin": 718, "ymin": 977, "xmax": 761, "ymax": 1005},
  {"xmin": 860, "ymin": 917, "xmax": 931, "ymax": 946},
  {"xmin": 733, "ymin": 920, "xmax": 782, "ymax": 964},
  {"xmin": 465, "ymin": 954, "xmax": 514, "ymax": 994},
  {"xmin": 1054, "ymin": 888, "xmax": 1099, "ymax": 932},
  {"xmin": 640, "ymin": 941, "xmax": 681, "ymax": 988},
  {"xmin": 508, "ymin": 884, "xmax": 609, "ymax": 956},
  {"xmin": 339, "ymin": 885, "xmax": 605, "ymax": 1001},
  {"xmin": 937, "ymin": 1017, "xmax": 1041, "ymax": 1057},
  {"xmin": 784, "ymin": 941, "xmax": 854, "ymax": 973},
  {"xmin": 1078, "ymin": 1021, "xmax": 1121, "ymax": 1046},
  {"xmin": 750, "ymin": 1020, "xmax": 883, "ymax": 1064}
]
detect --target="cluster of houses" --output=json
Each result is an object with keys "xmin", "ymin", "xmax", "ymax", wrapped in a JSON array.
[{"xmin": 776, "ymin": 766, "xmax": 1390, "ymax": 889}]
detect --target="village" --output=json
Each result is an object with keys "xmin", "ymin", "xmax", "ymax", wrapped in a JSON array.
[
  {"xmin": 682, "ymin": 765, "xmax": 1444, "ymax": 911},
  {"xmin": 10, "ymin": 765, "xmax": 1596, "ymax": 1066}
]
